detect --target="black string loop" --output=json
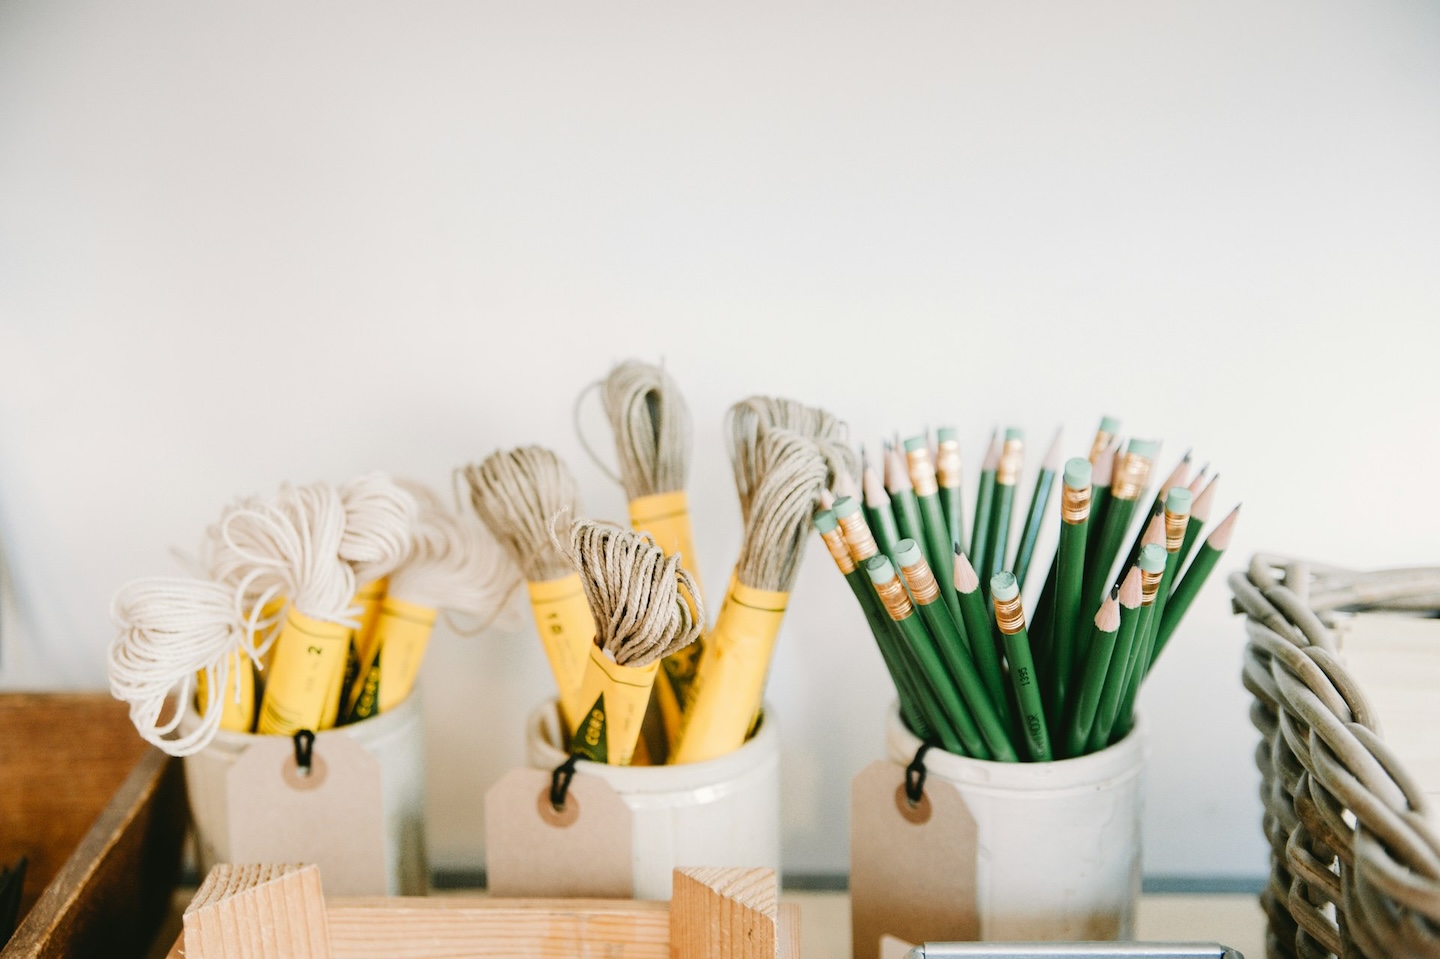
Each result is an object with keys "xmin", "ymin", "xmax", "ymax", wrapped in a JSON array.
[
  {"xmin": 549, "ymin": 755, "xmax": 580, "ymax": 811},
  {"xmin": 905, "ymin": 742, "xmax": 933, "ymax": 806},
  {"xmin": 293, "ymin": 729, "xmax": 316, "ymax": 775}
]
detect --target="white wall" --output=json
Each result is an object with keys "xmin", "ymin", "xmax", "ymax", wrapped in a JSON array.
[{"xmin": 2, "ymin": 0, "xmax": 1438, "ymax": 880}]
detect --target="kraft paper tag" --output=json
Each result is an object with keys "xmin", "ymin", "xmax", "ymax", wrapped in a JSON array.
[
  {"xmin": 850, "ymin": 760, "xmax": 979, "ymax": 959},
  {"xmin": 484, "ymin": 766, "xmax": 633, "ymax": 898},
  {"xmin": 226, "ymin": 734, "xmax": 387, "ymax": 896}
]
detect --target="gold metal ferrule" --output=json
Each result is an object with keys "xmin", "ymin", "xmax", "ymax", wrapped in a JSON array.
[
  {"xmin": 1164, "ymin": 507, "xmax": 1189, "ymax": 553},
  {"xmin": 906, "ymin": 446, "xmax": 939, "ymax": 497},
  {"xmin": 1111, "ymin": 450, "xmax": 1154, "ymax": 501},
  {"xmin": 993, "ymin": 592, "xmax": 1026, "ymax": 635},
  {"xmin": 1061, "ymin": 482, "xmax": 1092, "ymax": 525},
  {"xmin": 898, "ymin": 558, "xmax": 940, "ymax": 606},
  {"xmin": 997, "ymin": 438, "xmax": 1024, "ymax": 486},
  {"xmin": 1088, "ymin": 430, "xmax": 1114, "ymax": 466},
  {"xmin": 935, "ymin": 440, "xmax": 962, "ymax": 490},
  {"xmin": 1140, "ymin": 567, "xmax": 1164, "ymax": 606},
  {"xmin": 820, "ymin": 527, "xmax": 855, "ymax": 574},
  {"xmin": 873, "ymin": 573, "xmax": 914, "ymax": 622},
  {"xmin": 836, "ymin": 510, "xmax": 879, "ymax": 563}
]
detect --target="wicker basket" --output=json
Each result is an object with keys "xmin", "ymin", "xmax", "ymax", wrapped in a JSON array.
[{"xmin": 1232, "ymin": 555, "xmax": 1440, "ymax": 959}]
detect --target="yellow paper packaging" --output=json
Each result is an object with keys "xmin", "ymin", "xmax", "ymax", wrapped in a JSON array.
[
  {"xmin": 629, "ymin": 490, "xmax": 706, "ymax": 750},
  {"xmin": 627, "ymin": 491, "xmax": 703, "ymax": 593},
  {"xmin": 256, "ymin": 608, "xmax": 352, "ymax": 735},
  {"xmin": 670, "ymin": 579, "xmax": 789, "ymax": 765},
  {"xmin": 339, "ymin": 577, "xmax": 391, "ymax": 721},
  {"xmin": 195, "ymin": 649, "xmax": 255, "ymax": 732},
  {"xmin": 567, "ymin": 644, "xmax": 661, "ymax": 766},
  {"xmin": 526, "ymin": 573, "xmax": 597, "ymax": 734},
  {"xmin": 348, "ymin": 595, "xmax": 438, "ymax": 721}
]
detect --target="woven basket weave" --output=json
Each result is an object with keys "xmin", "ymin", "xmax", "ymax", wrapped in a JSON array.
[{"xmin": 1232, "ymin": 555, "xmax": 1440, "ymax": 959}]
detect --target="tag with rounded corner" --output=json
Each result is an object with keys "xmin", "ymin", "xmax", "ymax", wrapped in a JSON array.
[
  {"xmin": 225, "ymin": 733, "xmax": 387, "ymax": 896},
  {"xmin": 850, "ymin": 759, "xmax": 978, "ymax": 959},
  {"xmin": 484, "ymin": 766, "xmax": 633, "ymax": 898}
]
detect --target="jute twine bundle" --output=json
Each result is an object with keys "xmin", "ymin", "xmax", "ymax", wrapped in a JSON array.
[
  {"xmin": 594, "ymin": 359, "xmax": 691, "ymax": 500},
  {"xmin": 731, "ymin": 424, "xmax": 830, "ymax": 592},
  {"xmin": 553, "ymin": 517, "xmax": 703, "ymax": 667},
  {"xmin": 461, "ymin": 446, "xmax": 583, "ymax": 582},
  {"xmin": 726, "ymin": 396, "xmax": 856, "ymax": 522}
]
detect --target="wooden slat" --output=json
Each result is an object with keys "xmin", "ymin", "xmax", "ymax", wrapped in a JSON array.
[
  {"xmin": 323, "ymin": 898, "xmax": 671, "ymax": 959},
  {"xmin": 1, "ymin": 746, "xmax": 186, "ymax": 959},
  {"xmin": 0, "ymin": 693, "xmax": 153, "ymax": 918}
]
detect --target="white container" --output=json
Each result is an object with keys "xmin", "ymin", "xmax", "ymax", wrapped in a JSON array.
[
  {"xmin": 886, "ymin": 705, "xmax": 1147, "ymax": 940},
  {"xmin": 526, "ymin": 699, "xmax": 782, "ymax": 900},
  {"xmin": 179, "ymin": 690, "xmax": 428, "ymax": 895}
]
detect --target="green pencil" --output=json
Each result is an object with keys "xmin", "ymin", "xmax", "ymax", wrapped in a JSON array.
[
  {"xmin": 1141, "ymin": 486, "xmax": 1193, "ymax": 679},
  {"xmin": 1050, "ymin": 457, "xmax": 1093, "ymax": 725},
  {"xmin": 894, "ymin": 540, "xmax": 1017, "ymax": 761},
  {"xmin": 815, "ymin": 509, "xmax": 931, "ymax": 739},
  {"xmin": 935, "ymin": 427, "xmax": 966, "ymax": 556},
  {"xmin": 952, "ymin": 548, "xmax": 1012, "ymax": 732},
  {"xmin": 1061, "ymin": 587, "xmax": 1121, "ymax": 758},
  {"xmin": 991, "ymin": 571, "xmax": 1051, "ymax": 762},
  {"xmin": 1087, "ymin": 415, "xmax": 1120, "ymax": 467},
  {"xmin": 1083, "ymin": 437, "xmax": 1118, "ymax": 580},
  {"xmin": 1154, "ymin": 504, "xmax": 1240, "ymax": 660},
  {"xmin": 1083, "ymin": 437, "xmax": 1160, "ymax": 611},
  {"xmin": 868, "ymin": 555, "xmax": 984, "ymax": 758},
  {"xmin": 861, "ymin": 451, "xmax": 902, "ymax": 562},
  {"xmin": 985, "ymin": 428, "xmax": 1024, "ymax": 582},
  {"xmin": 969, "ymin": 430, "xmax": 1000, "ymax": 594},
  {"xmin": 1013, "ymin": 428, "xmax": 1061, "ymax": 589},
  {"xmin": 1108, "ymin": 542, "xmax": 1168, "ymax": 743},
  {"xmin": 1082, "ymin": 569, "xmax": 1142, "ymax": 754},
  {"xmin": 904, "ymin": 435, "xmax": 965, "ymax": 631},
  {"xmin": 1177, "ymin": 473, "xmax": 1219, "ymax": 572},
  {"xmin": 884, "ymin": 443, "xmax": 928, "ymax": 566}
]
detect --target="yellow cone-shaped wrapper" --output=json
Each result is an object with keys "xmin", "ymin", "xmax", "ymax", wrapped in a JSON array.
[
  {"xmin": 256, "ymin": 609, "xmax": 352, "ymax": 735},
  {"xmin": 340, "ymin": 577, "xmax": 391, "ymax": 721},
  {"xmin": 670, "ymin": 577, "xmax": 788, "ymax": 764},
  {"xmin": 567, "ymin": 644, "xmax": 661, "ymax": 766},
  {"xmin": 349, "ymin": 595, "xmax": 438, "ymax": 721},
  {"xmin": 527, "ymin": 573, "xmax": 596, "ymax": 734}
]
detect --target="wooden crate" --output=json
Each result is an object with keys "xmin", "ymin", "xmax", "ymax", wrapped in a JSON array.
[
  {"xmin": 167, "ymin": 863, "xmax": 800, "ymax": 959},
  {"xmin": 1, "ymin": 693, "xmax": 187, "ymax": 959}
]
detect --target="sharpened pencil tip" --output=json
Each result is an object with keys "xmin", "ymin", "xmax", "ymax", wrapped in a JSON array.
[
  {"xmin": 1120, "ymin": 566, "xmax": 1143, "ymax": 607},
  {"xmin": 1208, "ymin": 505, "xmax": 1241, "ymax": 550},
  {"xmin": 953, "ymin": 551, "xmax": 980, "ymax": 593},
  {"xmin": 862, "ymin": 466, "xmax": 890, "ymax": 506},
  {"xmin": 1096, "ymin": 591, "xmax": 1121, "ymax": 631},
  {"xmin": 1042, "ymin": 428, "xmax": 1063, "ymax": 471}
]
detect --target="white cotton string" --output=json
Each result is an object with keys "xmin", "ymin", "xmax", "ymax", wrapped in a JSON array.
[
  {"xmin": 552, "ymin": 517, "xmax": 703, "ymax": 668},
  {"xmin": 388, "ymin": 480, "xmax": 521, "ymax": 619},
  {"xmin": 596, "ymin": 359, "xmax": 692, "ymax": 500},
  {"xmin": 725, "ymin": 396, "xmax": 856, "ymax": 522},
  {"xmin": 337, "ymin": 472, "xmax": 419, "ymax": 583},
  {"xmin": 732, "ymin": 425, "xmax": 831, "ymax": 592},
  {"xmin": 108, "ymin": 576, "xmax": 248, "ymax": 756},
  {"xmin": 461, "ymin": 446, "xmax": 584, "ymax": 582}
]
